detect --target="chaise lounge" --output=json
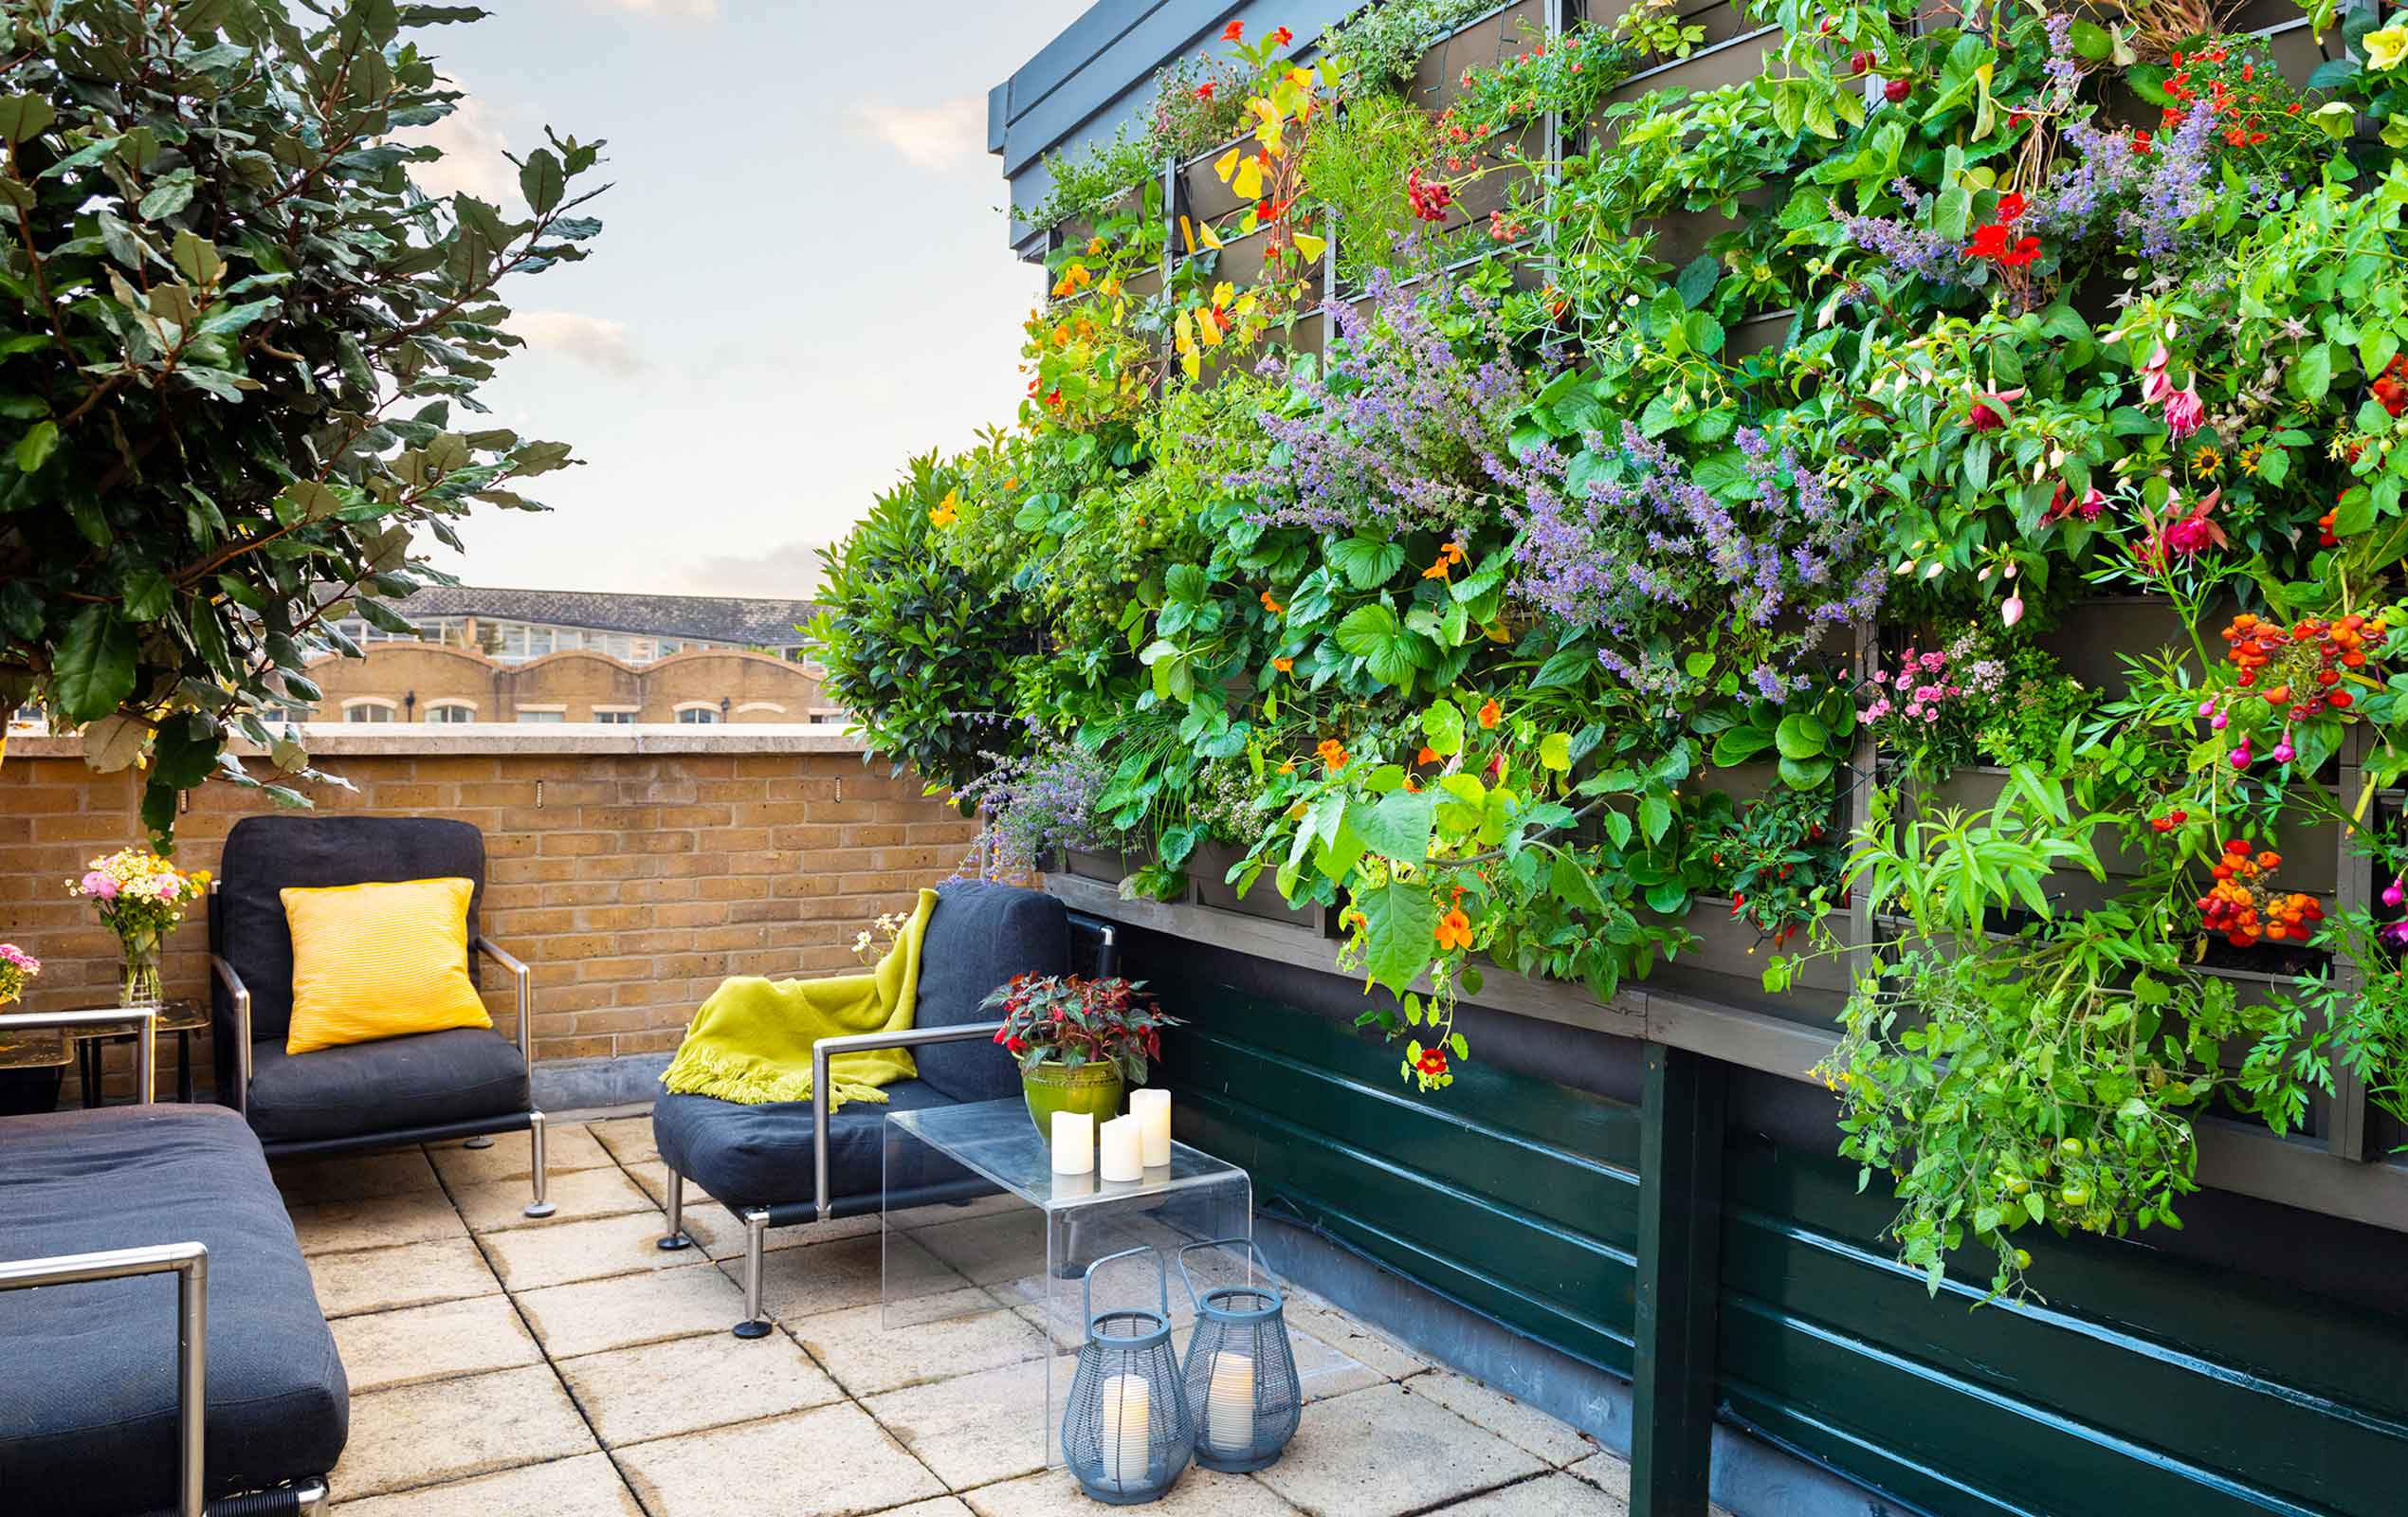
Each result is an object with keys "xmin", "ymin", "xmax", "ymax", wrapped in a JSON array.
[{"xmin": 0, "ymin": 1027, "xmax": 347, "ymax": 1517}]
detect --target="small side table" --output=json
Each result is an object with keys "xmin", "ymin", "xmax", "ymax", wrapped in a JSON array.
[{"xmin": 66, "ymin": 998, "xmax": 209, "ymax": 1106}]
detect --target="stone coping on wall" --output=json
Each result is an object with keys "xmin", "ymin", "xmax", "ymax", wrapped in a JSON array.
[{"xmin": 7, "ymin": 722, "xmax": 877, "ymax": 759}]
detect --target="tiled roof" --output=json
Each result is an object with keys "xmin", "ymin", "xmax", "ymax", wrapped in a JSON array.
[{"xmin": 397, "ymin": 585, "xmax": 820, "ymax": 648}]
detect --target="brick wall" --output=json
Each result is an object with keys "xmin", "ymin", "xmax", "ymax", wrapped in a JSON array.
[{"xmin": 0, "ymin": 729, "xmax": 981, "ymax": 1099}]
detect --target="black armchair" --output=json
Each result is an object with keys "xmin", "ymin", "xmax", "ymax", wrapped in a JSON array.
[
  {"xmin": 208, "ymin": 814, "xmax": 554, "ymax": 1217},
  {"xmin": 650, "ymin": 881, "xmax": 1114, "ymax": 1337}
]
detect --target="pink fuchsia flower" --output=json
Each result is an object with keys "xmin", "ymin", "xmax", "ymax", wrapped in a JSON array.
[
  {"xmin": 2139, "ymin": 344, "xmax": 2174, "ymax": 404},
  {"xmin": 2271, "ymin": 739, "xmax": 2296, "ymax": 764},
  {"xmin": 2001, "ymin": 593, "xmax": 2026, "ymax": 628},
  {"xmin": 2077, "ymin": 488, "xmax": 2107, "ymax": 521},
  {"xmin": 1967, "ymin": 386, "xmax": 2024, "ymax": 432},
  {"xmin": 2162, "ymin": 383, "xmax": 2206, "ymax": 438},
  {"xmin": 80, "ymin": 870, "xmax": 119, "ymax": 900}
]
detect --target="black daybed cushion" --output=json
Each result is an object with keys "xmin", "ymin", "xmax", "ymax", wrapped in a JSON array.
[
  {"xmin": 0, "ymin": 1105, "xmax": 347, "ymax": 1515},
  {"xmin": 910, "ymin": 883, "xmax": 1068, "ymax": 1106},
  {"xmin": 246, "ymin": 1025, "xmax": 529, "ymax": 1145},
  {"xmin": 654, "ymin": 1078, "xmax": 965, "ymax": 1208}
]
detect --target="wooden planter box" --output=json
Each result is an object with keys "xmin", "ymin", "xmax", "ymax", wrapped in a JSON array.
[{"xmin": 1188, "ymin": 840, "xmax": 1323, "ymax": 925}]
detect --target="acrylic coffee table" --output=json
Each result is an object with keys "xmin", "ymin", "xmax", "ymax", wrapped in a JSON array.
[{"xmin": 881, "ymin": 1097, "xmax": 1254, "ymax": 1465}]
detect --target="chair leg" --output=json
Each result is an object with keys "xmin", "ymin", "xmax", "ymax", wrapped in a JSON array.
[
  {"xmin": 658, "ymin": 1169, "xmax": 694, "ymax": 1251},
  {"xmin": 464, "ymin": 1134, "xmax": 494, "ymax": 1149},
  {"xmin": 523, "ymin": 1112, "xmax": 556, "ymax": 1219},
  {"xmin": 733, "ymin": 1208, "xmax": 772, "ymax": 1339}
]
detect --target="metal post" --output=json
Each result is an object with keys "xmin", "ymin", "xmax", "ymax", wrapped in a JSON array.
[
  {"xmin": 524, "ymin": 1110, "xmax": 556, "ymax": 1218},
  {"xmin": 1632, "ymin": 1043, "xmax": 1725, "ymax": 1517},
  {"xmin": 659, "ymin": 1168, "xmax": 693, "ymax": 1251},
  {"xmin": 734, "ymin": 1209, "xmax": 772, "ymax": 1339},
  {"xmin": 178, "ymin": 1248, "xmax": 208, "ymax": 1517}
]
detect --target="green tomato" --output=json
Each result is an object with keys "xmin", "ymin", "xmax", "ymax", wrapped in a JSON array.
[
  {"xmin": 2058, "ymin": 1138, "xmax": 2084, "ymax": 1159},
  {"xmin": 2059, "ymin": 1183, "xmax": 2090, "ymax": 1208}
]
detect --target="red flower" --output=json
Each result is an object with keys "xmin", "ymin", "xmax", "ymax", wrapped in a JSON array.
[
  {"xmin": 2131, "ymin": 130, "xmax": 2153, "ymax": 155},
  {"xmin": 1270, "ymin": 25, "xmax": 1293, "ymax": 46},
  {"xmin": 1996, "ymin": 192, "xmax": 2027, "ymax": 224},
  {"xmin": 1997, "ymin": 234, "xmax": 2041, "ymax": 269},
  {"xmin": 1968, "ymin": 402, "xmax": 2005, "ymax": 431},
  {"xmin": 1405, "ymin": 168, "xmax": 1454, "ymax": 223},
  {"xmin": 1962, "ymin": 223, "xmax": 2011, "ymax": 261},
  {"xmin": 1414, "ymin": 1045, "xmax": 1450, "ymax": 1077},
  {"xmin": 1222, "ymin": 20, "xmax": 1243, "ymax": 41},
  {"xmin": 1195, "ymin": 82, "xmax": 1216, "ymax": 101}
]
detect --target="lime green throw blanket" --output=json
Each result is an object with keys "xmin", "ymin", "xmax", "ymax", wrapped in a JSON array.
[{"xmin": 661, "ymin": 888, "xmax": 937, "ymax": 1108}]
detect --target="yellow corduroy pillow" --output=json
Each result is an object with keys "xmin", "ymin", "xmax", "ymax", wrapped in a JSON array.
[{"xmin": 282, "ymin": 877, "xmax": 492, "ymax": 1055}]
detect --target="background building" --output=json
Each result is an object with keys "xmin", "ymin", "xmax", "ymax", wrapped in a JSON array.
[{"xmin": 296, "ymin": 586, "xmax": 836, "ymax": 725}]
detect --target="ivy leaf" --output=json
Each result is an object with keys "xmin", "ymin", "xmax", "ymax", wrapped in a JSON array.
[{"xmin": 1359, "ymin": 881, "xmax": 1438, "ymax": 996}]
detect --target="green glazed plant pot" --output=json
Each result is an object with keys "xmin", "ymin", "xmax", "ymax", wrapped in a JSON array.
[{"xmin": 1022, "ymin": 1060, "xmax": 1124, "ymax": 1142}]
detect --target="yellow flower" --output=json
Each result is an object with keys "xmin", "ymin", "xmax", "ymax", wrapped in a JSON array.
[
  {"xmin": 2368, "ymin": 25, "xmax": 2408, "ymax": 69},
  {"xmin": 2190, "ymin": 445, "xmax": 2221, "ymax": 474},
  {"xmin": 929, "ymin": 489, "xmax": 958, "ymax": 528}
]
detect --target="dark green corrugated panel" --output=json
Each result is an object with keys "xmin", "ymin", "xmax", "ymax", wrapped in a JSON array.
[
  {"xmin": 1718, "ymin": 1137, "xmax": 2408, "ymax": 1517},
  {"xmin": 1158, "ymin": 987, "xmax": 1643, "ymax": 1374}
]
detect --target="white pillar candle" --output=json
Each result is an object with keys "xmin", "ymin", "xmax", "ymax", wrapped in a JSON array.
[
  {"xmin": 1206, "ymin": 1350, "xmax": 1256, "ymax": 1455},
  {"xmin": 1099, "ymin": 1372, "xmax": 1150, "ymax": 1487},
  {"xmin": 1050, "ymin": 1110, "xmax": 1094, "ymax": 1175},
  {"xmin": 1099, "ymin": 1114, "xmax": 1144, "ymax": 1182},
  {"xmin": 1131, "ymin": 1087, "xmax": 1172, "ymax": 1167}
]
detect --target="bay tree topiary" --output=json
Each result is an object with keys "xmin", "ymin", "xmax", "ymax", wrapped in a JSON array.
[{"xmin": 0, "ymin": 0, "xmax": 604, "ymax": 838}]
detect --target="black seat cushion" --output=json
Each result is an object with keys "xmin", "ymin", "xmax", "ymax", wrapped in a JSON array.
[
  {"xmin": 0, "ymin": 1106, "xmax": 347, "ymax": 1514},
  {"xmin": 210, "ymin": 813, "xmax": 487, "ymax": 1053},
  {"xmin": 246, "ymin": 1027, "xmax": 529, "ymax": 1145},
  {"xmin": 912, "ymin": 883, "xmax": 1068, "ymax": 1105},
  {"xmin": 654, "ymin": 1079, "xmax": 967, "ymax": 1209}
]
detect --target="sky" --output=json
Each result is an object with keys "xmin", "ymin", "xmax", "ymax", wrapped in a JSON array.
[{"xmin": 404, "ymin": 0, "xmax": 1095, "ymax": 597}]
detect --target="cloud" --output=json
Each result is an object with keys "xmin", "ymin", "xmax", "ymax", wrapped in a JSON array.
[
  {"xmin": 680, "ymin": 539, "xmax": 833, "ymax": 599},
  {"xmin": 593, "ymin": 0, "xmax": 720, "ymax": 17},
  {"xmin": 509, "ymin": 312, "xmax": 646, "ymax": 376},
  {"xmin": 855, "ymin": 95, "xmax": 987, "ymax": 174},
  {"xmin": 396, "ymin": 93, "xmax": 521, "ymax": 208}
]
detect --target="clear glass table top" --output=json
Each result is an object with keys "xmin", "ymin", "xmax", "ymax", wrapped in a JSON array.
[{"xmin": 885, "ymin": 1097, "xmax": 1245, "ymax": 1215}]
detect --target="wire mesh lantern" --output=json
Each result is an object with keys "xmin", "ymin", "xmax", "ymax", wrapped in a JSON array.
[
  {"xmin": 1178, "ymin": 1238, "xmax": 1302, "ymax": 1471},
  {"xmin": 1062, "ymin": 1246, "xmax": 1195, "ymax": 1505}
]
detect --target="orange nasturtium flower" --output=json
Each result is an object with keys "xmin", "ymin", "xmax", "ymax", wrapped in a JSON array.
[
  {"xmin": 1277, "ymin": 758, "xmax": 1297, "ymax": 775},
  {"xmin": 1316, "ymin": 738, "xmax": 1347, "ymax": 772},
  {"xmin": 929, "ymin": 490, "xmax": 959, "ymax": 528},
  {"xmin": 1434, "ymin": 907, "xmax": 1474, "ymax": 951},
  {"xmin": 1272, "ymin": 656, "xmax": 1294, "ymax": 673},
  {"xmin": 1415, "ymin": 745, "xmax": 1440, "ymax": 765},
  {"xmin": 1477, "ymin": 698, "xmax": 1502, "ymax": 729},
  {"xmin": 1261, "ymin": 589, "xmax": 1285, "ymax": 615}
]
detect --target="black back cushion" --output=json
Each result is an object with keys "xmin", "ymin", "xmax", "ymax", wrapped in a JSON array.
[
  {"xmin": 911, "ymin": 883, "xmax": 1068, "ymax": 1104},
  {"xmin": 210, "ymin": 814, "xmax": 486, "ymax": 1044}
]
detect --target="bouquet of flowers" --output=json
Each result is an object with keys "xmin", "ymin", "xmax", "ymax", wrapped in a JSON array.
[
  {"xmin": 69, "ymin": 850, "xmax": 208, "ymax": 1005},
  {"xmin": 981, "ymin": 974, "xmax": 1179, "ymax": 1084},
  {"xmin": 0, "ymin": 943, "xmax": 39, "ymax": 1007}
]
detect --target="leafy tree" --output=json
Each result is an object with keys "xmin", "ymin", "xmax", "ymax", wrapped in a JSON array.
[
  {"xmin": 810, "ymin": 452, "xmax": 1030, "ymax": 797},
  {"xmin": 0, "ymin": 0, "xmax": 604, "ymax": 838}
]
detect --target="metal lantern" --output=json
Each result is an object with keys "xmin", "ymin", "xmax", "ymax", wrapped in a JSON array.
[
  {"xmin": 1062, "ymin": 1246, "xmax": 1195, "ymax": 1505},
  {"xmin": 1178, "ymin": 1238, "xmax": 1302, "ymax": 1471}
]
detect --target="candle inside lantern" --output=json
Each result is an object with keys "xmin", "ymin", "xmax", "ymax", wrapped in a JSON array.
[
  {"xmin": 1050, "ymin": 1110, "xmax": 1094, "ymax": 1175},
  {"xmin": 1206, "ymin": 1349, "xmax": 1256, "ymax": 1456},
  {"xmin": 1099, "ymin": 1372, "xmax": 1151, "ymax": 1488},
  {"xmin": 1100, "ymin": 1114, "xmax": 1144, "ymax": 1182},
  {"xmin": 1131, "ymin": 1087, "xmax": 1172, "ymax": 1167}
]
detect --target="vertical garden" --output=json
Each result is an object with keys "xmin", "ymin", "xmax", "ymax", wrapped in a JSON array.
[{"xmin": 820, "ymin": 0, "xmax": 2408, "ymax": 1397}]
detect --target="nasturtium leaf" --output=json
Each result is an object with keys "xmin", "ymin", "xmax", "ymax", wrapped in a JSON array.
[
  {"xmin": 1421, "ymin": 699, "xmax": 1464, "ymax": 757},
  {"xmin": 1538, "ymin": 732, "xmax": 1572, "ymax": 772}
]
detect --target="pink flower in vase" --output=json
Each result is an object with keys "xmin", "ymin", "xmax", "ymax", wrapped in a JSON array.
[{"xmin": 81, "ymin": 870, "xmax": 119, "ymax": 900}]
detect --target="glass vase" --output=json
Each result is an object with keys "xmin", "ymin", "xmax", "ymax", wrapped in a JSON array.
[{"xmin": 119, "ymin": 933, "xmax": 162, "ymax": 1006}]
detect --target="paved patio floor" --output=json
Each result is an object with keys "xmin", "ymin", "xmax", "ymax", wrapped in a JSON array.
[{"xmin": 279, "ymin": 1115, "xmax": 1641, "ymax": 1516}]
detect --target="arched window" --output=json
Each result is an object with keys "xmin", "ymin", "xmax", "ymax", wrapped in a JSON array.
[
  {"xmin": 424, "ymin": 702, "xmax": 477, "ymax": 723},
  {"xmin": 341, "ymin": 699, "xmax": 397, "ymax": 723}
]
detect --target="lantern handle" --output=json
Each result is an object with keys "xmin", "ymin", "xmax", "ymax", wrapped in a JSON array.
[
  {"xmin": 1082, "ymin": 1243, "xmax": 1169, "ymax": 1322},
  {"xmin": 1177, "ymin": 1236, "xmax": 1282, "ymax": 1309}
]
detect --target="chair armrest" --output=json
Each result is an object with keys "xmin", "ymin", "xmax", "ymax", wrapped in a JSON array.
[
  {"xmin": 0, "ymin": 1006, "xmax": 159, "ymax": 1106},
  {"xmin": 0, "ymin": 1240, "xmax": 209, "ymax": 1517},
  {"xmin": 811, "ymin": 1021, "xmax": 1007, "ymax": 1220},
  {"xmin": 1065, "ymin": 910, "xmax": 1120, "ymax": 978},
  {"xmin": 209, "ymin": 956, "xmax": 251, "ymax": 1112},
  {"xmin": 470, "ymin": 937, "xmax": 533, "ymax": 1067}
]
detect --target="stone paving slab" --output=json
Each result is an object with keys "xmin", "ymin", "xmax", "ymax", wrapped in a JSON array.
[
  {"xmin": 514, "ymin": 1260, "xmax": 750, "ymax": 1358},
  {"xmin": 615, "ymin": 1402, "xmax": 948, "ymax": 1517},
  {"xmin": 427, "ymin": 1124, "xmax": 612, "ymax": 1186},
  {"xmin": 275, "ymin": 1120, "xmax": 1608, "ymax": 1517},
  {"xmin": 330, "ymin": 1451, "xmax": 642, "ymax": 1516},
  {"xmin": 558, "ymin": 1328, "xmax": 845, "ymax": 1447},
  {"xmin": 330, "ymin": 1293, "xmax": 543, "ymax": 1394},
  {"xmin": 310, "ymin": 1237, "xmax": 500, "ymax": 1319},
  {"xmin": 289, "ymin": 1188, "xmax": 471, "ymax": 1256},
  {"xmin": 335, "ymin": 1363, "xmax": 597, "ymax": 1498},
  {"xmin": 1251, "ymin": 1382, "xmax": 1548, "ymax": 1517},
  {"xmin": 452, "ymin": 1164, "xmax": 655, "ymax": 1234}
]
